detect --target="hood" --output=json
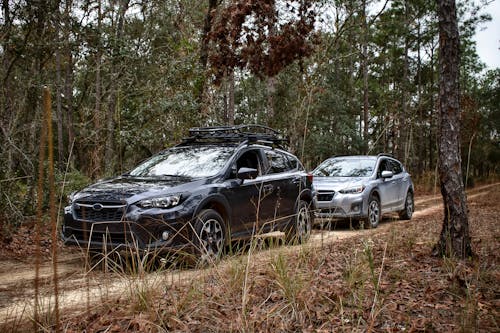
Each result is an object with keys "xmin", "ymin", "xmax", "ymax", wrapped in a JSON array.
[
  {"xmin": 312, "ymin": 176, "xmax": 366, "ymax": 192},
  {"xmin": 72, "ymin": 175, "xmax": 204, "ymax": 203}
]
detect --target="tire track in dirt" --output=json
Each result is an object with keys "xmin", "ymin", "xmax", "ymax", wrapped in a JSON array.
[{"xmin": 0, "ymin": 183, "xmax": 497, "ymax": 324}]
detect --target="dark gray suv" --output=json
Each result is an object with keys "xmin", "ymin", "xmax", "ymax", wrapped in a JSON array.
[
  {"xmin": 312, "ymin": 154, "xmax": 414, "ymax": 228},
  {"xmin": 62, "ymin": 125, "xmax": 314, "ymax": 264}
]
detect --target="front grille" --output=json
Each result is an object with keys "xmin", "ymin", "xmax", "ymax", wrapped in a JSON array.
[
  {"xmin": 64, "ymin": 220, "xmax": 149, "ymax": 246},
  {"xmin": 74, "ymin": 201, "xmax": 126, "ymax": 222},
  {"xmin": 64, "ymin": 202, "xmax": 189, "ymax": 249},
  {"xmin": 71, "ymin": 228, "xmax": 132, "ymax": 244},
  {"xmin": 319, "ymin": 207, "xmax": 341, "ymax": 214},
  {"xmin": 317, "ymin": 191, "xmax": 335, "ymax": 201}
]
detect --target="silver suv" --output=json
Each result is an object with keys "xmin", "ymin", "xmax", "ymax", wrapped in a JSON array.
[{"xmin": 312, "ymin": 154, "xmax": 414, "ymax": 228}]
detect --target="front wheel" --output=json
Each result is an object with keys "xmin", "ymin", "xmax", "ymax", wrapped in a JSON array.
[
  {"xmin": 193, "ymin": 209, "xmax": 226, "ymax": 266},
  {"xmin": 399, "ymin": 191, "xmax": 414, "ymax": 220},
  {"xmin": 285, "ymin": 200, "xmax": 312, "ymax": 245},
  {"xmin": 363, "ymin": 194, "xmax": 380, "ymax": 229}
]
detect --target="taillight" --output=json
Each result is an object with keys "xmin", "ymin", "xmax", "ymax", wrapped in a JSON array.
[{"xmin": 307, "ymin": 173, "xmax": 313, "ymax": 183}]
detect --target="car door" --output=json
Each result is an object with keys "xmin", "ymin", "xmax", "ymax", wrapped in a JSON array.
[
  {"xmin": 376, "ymin": 158, "xmax": 399, "ymax": 211},
  {"xmin": 388, "ymin": 159, "xmax": 409, "ymax": 208},
  {"xmin": 223, "ymin": 148, "xmax": 276, "ymax": 237},
  {"xmin": 260, "ymin": 149, "xmax": 300, "ymax": 231}
]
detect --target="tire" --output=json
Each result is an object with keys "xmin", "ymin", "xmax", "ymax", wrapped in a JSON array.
[
  {"xmin": 399, "ymin": 191, "xmax": 414, "ymax": 220},
  {"xmin": 363, "ymin": 194, "xmax": 380, "ymax": 229},
  {"xmin": 285, "ymin": 200, "xmax": 312, "ymax": 245},
  {"xmin": 192, "ymin": 209, "xmax": 226, "ymax": 266}
]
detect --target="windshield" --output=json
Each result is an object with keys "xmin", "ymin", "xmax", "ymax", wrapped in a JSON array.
[
  {"xmin": 129, "ymin": 146, "xmax": 235, "ymax": 178},
  {"xmin": 313, "ymin": 158, "xmax": 376, "ymax": 177}
]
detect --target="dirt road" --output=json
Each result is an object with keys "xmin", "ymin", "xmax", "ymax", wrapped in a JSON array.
[{"xmin": 0, "ymin": 183, "xmax": 497, "ymax": 324}]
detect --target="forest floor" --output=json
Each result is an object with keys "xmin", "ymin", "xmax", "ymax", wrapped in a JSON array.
[{"xmin": 0, "ymin": 183, "xmax": 498, "ymax": 332}]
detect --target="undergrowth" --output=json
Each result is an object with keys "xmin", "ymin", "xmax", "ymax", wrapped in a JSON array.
[{"xmin": 1, "ymin": 186, "xmax": 499, "ymax": 332}]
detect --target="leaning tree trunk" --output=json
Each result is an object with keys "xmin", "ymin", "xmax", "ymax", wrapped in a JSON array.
[{"xmin": 433, "ymin": 0, "xmax": 472, "ymax": 259}]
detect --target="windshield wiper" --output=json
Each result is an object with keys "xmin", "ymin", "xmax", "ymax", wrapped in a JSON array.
[{"xmin": 156, "ymin": 174, "xmax": 192, "ymax": 179}]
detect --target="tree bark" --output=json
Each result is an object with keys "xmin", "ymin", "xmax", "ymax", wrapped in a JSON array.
[
  {"xmin": 91, "ymin": 0, "xmax": 103, "ymax": 178},
  {"xmin": 105, "ymin": 0, "xmax": 130, "ymax": 174},
  {"xmin": 361, "ymin": 0, "xmax": 369, "ymax": 154},
  {"xmin": 198, "ymin": 0, "xmax": 218, "ymax": 117},
  {"xmin": 56, "ymin": 7, "xmax": 64, "ymax": 168},
  {"xmin": 433, "ymin": 0, "xmax": 472, "ymax": 259},
  {"xmin": 227, "ymin": 69, "xmax": 235, "ymax": 125},
  {"xmin": 1, "ymin": 0, "xmax": 13, "ymax": 175},
  {"xmin": 64, "ymin": 0, "xmax": 75, "ymax": 166}
]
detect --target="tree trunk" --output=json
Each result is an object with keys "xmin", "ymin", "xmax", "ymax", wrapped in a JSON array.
[
  {"xmin": 56, "ymin": 8, "xmax": 64, "ymax": 168},
  {"xmin": 1, "ymin": 0, "xmax": 13, "ymax": 175},
  {"xmin": 433, "ymin": 0, "xmax": 472, "ymax": 259},
  {"xmin": 198, "ymin": 0, "xmax": 218, "ymax": 117},
  {"xmin": 400, "ymin": 1, "xmax": 409, "ymax": 162},
  {"xmin": 91, "ymin": 0, "xmax": 103, "ymax": 178},
  {"xmin": 267, "ymin": 76, "xmax": 276, "ymax": 121},
  {"xmin": 361, "ymin": 0, "xmax": 369, "ymax": 154},
  {"xmin": 64, "ymin": 58, "xmax": 74, "ymax": 153},
  {"xmin": 266, "ymin": 1, "xmax": 277, "ymax": 123},
  {"xmin": 227, "ymin": 69, "xmax": 235, "ymax": 125},
  {"xmin": 105, "ymin": 0, "xmax": 130, "ymax": 174},
  {"xmin": 64, "ymin": 0, "xmax": 75, "ymax": 166}
]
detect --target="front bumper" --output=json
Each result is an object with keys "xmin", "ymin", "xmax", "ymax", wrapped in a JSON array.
[
  {"xmin": 313, "ymin": 192, "xmax": 366, "ymax": 219},
  {"xmin": 62, "ymin": 203, "xmax": 194, "ymax": 254}
]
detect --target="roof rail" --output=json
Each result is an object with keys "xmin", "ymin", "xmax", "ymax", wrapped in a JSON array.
[
  {"xmin": 377, "ymin": 153, "xmax": 394, "ymax": 158},
  {"xmin": 179, "ymin": 124, "xmax": 288, "ymax": 147}
]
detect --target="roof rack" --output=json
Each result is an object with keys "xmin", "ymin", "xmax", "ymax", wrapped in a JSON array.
[{"xmin": 179, "ymin": 125, "xmax": 288, "ymax": 147}]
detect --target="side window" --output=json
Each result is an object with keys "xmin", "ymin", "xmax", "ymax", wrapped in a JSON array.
[
  {"xmin": 235, "ymin": 150, "xmax": 262, "ymax": 176},
  {"xmin": 265, "ymin": 150, "xmax": 291, "ymax": 174},
  {"xmin": 287, "ymin": 154, "xmax": 301, "ymax": 170},
  {"xmin": 377, "ymin": 159, "xmax": 389, "ymax": 178},
  {"xmin": 390, "ymin": 160, "xmax": 403, "ymax": 174}
]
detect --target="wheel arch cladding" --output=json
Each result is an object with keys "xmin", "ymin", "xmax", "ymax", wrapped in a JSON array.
[{"xmin": 196, "ymin": 197, "xmax": 230, "ymax": 227}]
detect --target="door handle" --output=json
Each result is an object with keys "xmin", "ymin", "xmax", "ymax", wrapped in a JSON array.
[{"xmin": 263, "ymin": 184, "xmax": 274, "ymax": 194}]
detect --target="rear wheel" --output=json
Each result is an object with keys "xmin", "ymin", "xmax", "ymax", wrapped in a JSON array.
[
  {"xmin": 363, "ymin": 194, "xmax": 380, "ymax": 229},
  {"xmin": 193, "ymin": 209, "xmax": 226, "ymax": 266},
  {"xmin": 285, "ymin": 200, "xmax": 312, "ymax": 244},
  {"xmin": 399, "ymin": 191, "xmax": 414, "ymax": 220}
]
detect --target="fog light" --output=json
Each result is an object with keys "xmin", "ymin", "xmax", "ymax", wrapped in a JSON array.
[
  {"xmin": 162, "ymin": 231, "xmax": 170, "ymax": 241},
  {"xmin": 351, "ymin": 203, "xmax": 361, "ymax": 212}
]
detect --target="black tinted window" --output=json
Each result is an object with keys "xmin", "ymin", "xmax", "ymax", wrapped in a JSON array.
[
  {"xmin": 390, "ymin": 160, "xmax": 403, "ymax": 174},
  {"xmin": 378, "ymin": 158, "xmax": 403, "ymax": 176},
  {"xmin": 287, "ymin": 154, "xmax": 301, "ymax": 170},
  {"xmin": 265, "ymin": 150, "xmax": 291, "ymax": 174},
  {"xmin": 235, "ymin": 150, "xmax": 262, "ymax": 176}
]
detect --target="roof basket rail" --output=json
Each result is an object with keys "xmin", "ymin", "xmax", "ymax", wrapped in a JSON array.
[
  {"xmin": 183, "ymin": 124, "xmax": 289, "ymax": 147},
  {"xmin": 377, "ymin": 153, "xmax": 395, "ymax": 158}
]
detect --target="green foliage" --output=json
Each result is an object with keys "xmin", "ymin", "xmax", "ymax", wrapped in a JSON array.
[{"xmin": 0, "ymin": 0, "xmax": 498, "ymax": 229}]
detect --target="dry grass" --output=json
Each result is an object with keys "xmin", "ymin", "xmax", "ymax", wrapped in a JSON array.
[{"xmin": 1, "ymin": 185, "xmax": 499, "ymax": 332}]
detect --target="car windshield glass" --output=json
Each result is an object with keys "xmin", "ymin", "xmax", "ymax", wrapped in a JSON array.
[
  {"xmin": 129, "ymin": 146, "xmax": 235, "ymax": 178},
  {"xmin": 313, "ymin": 158, "xmax": 376, "ymax": 177}
]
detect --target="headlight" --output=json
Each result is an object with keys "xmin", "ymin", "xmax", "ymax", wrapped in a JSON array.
[
  {"xmin": 68, "ymin": 191, "xmax": 76, "ymax": 205},
  {"xmin": 339, "ymin": 186, "xmax": 365, "ymax": 194},
  {"xmin": 138, "ymin": 195, "xmax": 181, "ymax": 208}
]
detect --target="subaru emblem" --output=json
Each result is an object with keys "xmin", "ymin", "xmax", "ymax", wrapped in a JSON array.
[{"xmin": 92, "ymin": 203, "xmax": 104, "ymax": 211}]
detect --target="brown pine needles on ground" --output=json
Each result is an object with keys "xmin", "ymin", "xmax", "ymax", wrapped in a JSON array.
[{"xmin": 1, "ymin": 184, "xmax": 499, "ymax": 332}]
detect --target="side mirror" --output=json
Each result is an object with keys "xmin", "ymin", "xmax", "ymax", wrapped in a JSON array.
[
  {"xmin": 237, "ymin": 167, "xmax": 258, "ymax": 180},
  {"xmin": 381, "ymin": 170, "xmax": 394, "ymax": 179}
]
